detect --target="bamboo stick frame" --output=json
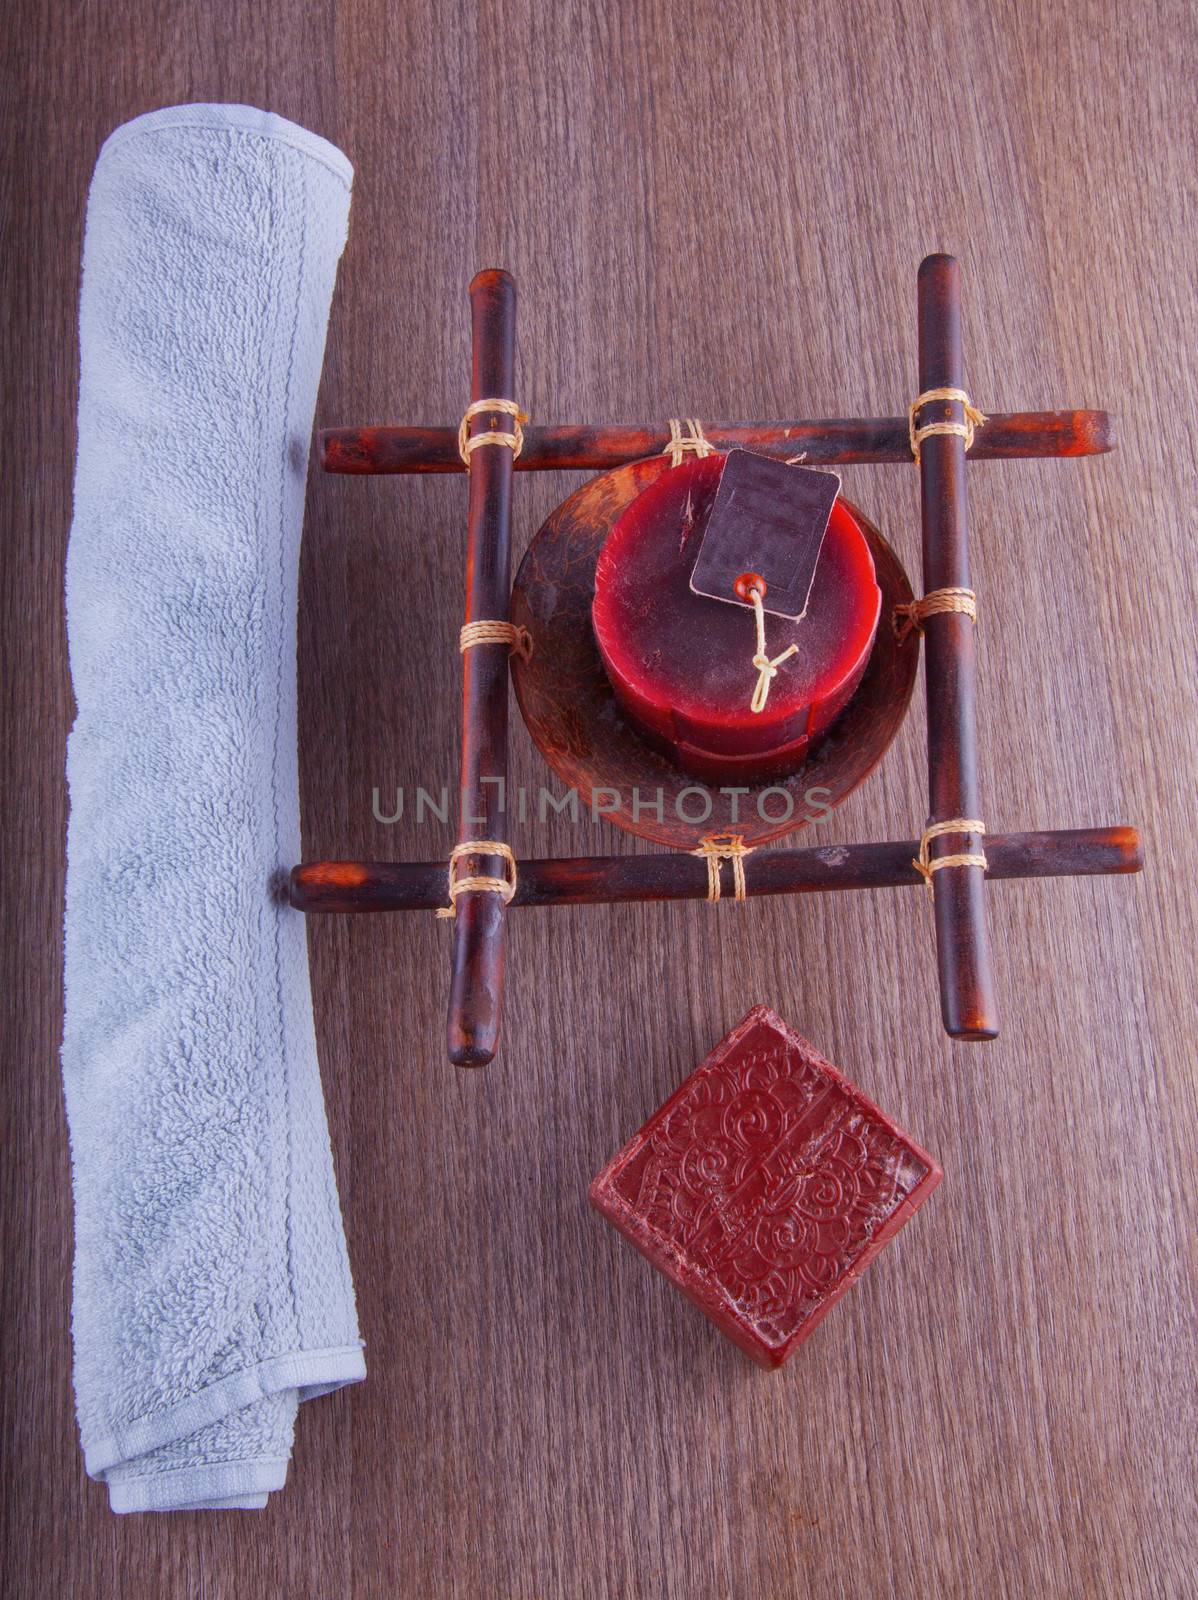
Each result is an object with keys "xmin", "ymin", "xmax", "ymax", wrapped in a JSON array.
[
  {"xmin": 444, "ymin": 271, "xmax": 518, "ymax": 1067},
  {"xmin": 296, "ymin": 257, "xmax": 1138, "ymax": 1066},
  {"xmin": 321, "ymin": 410, "xmax": 1112, "ymax": 474},
  {"xmin": 293, "ymin": 828, "xmax": 1141, "ymax": 913}
]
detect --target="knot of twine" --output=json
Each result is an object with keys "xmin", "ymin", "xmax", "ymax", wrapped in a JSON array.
[
  {"xmin": 663, "ymin": 417, "xmax": 715, "ymax": 468},
  {"xmin": 436, "ymin": 839, "xmax": 518, "ymax": 918},
  {"xmin": 748, "ymin": 585, "xmax": 799, "ymax": 713},
  {"xmin": 458, "ymin": 398, "xmax": 528, "ymax": 466},
  {"xmin": 691, "ymin": 833, "xmax": 753, "ymax": 902},
  {"xmin": 913, "ymin": 819, "xmax": 987, "ymax": 887},
  {"xmin": 908, "ymin": 387, "xmax": 987, "ymax": 464},
  {"xmin": 459, "ymin": 619, "xmax": 534, "ymax": 662},
  {"xmin": 893, "ymin": 586, "xmax": 977, "ymax": 643}
]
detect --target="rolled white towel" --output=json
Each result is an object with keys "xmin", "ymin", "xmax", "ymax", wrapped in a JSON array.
[{"xmin": 63, "ymin": 103, "xmax": 364, "ymax": 1513}]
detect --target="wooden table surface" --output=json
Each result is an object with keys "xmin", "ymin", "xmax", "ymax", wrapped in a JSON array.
[{"xmin": 5, "ymin": 2, "xmax": 1196, "ymax": 1595}]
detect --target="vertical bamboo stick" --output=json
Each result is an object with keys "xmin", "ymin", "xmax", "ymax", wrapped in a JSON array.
[
  {"xmin": 915, "ymin": 254, "xmax": 999, "ymax": 1040},
  {"xmin": 446, "ymin": 270, "xmax": 518, "ymax": 1066}
]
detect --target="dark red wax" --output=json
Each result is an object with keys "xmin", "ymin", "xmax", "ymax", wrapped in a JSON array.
[
  {"xmin": 591, "ymin": 455, "xmax": 881, "ymax": 782},
  {"xmin": 589, "ymin": 1006, "xmax": 942, "ymax": 1368}
]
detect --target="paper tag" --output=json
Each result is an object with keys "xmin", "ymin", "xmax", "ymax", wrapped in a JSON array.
[{"xmin": 688, "ymin": 449, "xmax": 841, "ymax": 620}]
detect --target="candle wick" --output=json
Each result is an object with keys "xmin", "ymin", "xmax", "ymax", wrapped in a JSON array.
[{"xmin": 748, "ymin": 587, "xmax": 799, "ymax": 714}]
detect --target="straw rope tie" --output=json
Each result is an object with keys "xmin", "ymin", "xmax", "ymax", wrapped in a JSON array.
[
  {"xmin": 436, "ymin": 839, "xmax": 518, "ymax": 918},
  {"xmin": 748, "ymin": 585, "xmax": 799, "ymax": 713},
  {"xmin": 913, "ymin": 819, "xmax": 987, "ymax": 886},
  {"xmin": 893, "ymin": 586, "xmax": 977, "ymax": 643},
  {"xmin": 908, "ymin": 386, "xmax": 987, "ymax": 464},
  {"xmin": 691, "ymin": 833, "xmax": 753, "ymax": 902},
  {"xmin": 663, "ymin": 417, "xmax": 715, "ymax": 468},
  {"xmin": 459, "ymin": 619, "xmax": 534, "ymax": 661},
  {"xmin": 458, "ymin": 398, "xmax": 528, "ymax": 465}
]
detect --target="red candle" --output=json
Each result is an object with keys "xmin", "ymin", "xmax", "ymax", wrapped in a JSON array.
[
  {"xmin": 589, "ymin": 1006, "xmax": 942, "ymax": 1368},
  {"xmin": 591, "ymin": 454, "xmax": 881, "ymax": 782}
]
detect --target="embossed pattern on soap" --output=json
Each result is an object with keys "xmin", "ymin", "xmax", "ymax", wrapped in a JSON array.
[{"xmin": 591, "ymin": 1007, "xmax": 942, "ymax": 1366}]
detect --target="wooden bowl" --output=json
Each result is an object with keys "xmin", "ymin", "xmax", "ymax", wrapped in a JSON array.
[{"xmin": 510, "ymin": 457, "xmax": 918, "ymax": 849}]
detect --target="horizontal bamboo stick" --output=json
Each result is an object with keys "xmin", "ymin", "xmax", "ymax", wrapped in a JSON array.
[
  {"xmin": 319, "ymin": 409, "xmax": 1113, "ymax": 475},
  {"xmin": 290, "ymin": 826, "xmax": 1141, "ymax": 913}
]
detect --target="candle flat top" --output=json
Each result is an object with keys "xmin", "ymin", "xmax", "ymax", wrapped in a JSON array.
[
  {"xmin": 591, "ymin": 454, "xmax": 881, "ymax": 735},
  {"xmin": 590, "ymin": 1005, "xmax": 942, "ymax": 1367}
]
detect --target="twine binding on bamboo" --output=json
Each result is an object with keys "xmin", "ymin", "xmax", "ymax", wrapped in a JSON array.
[
  {"xmin": 913, "ymin": 819, "xmax": 987, "ymax": 886},
  {"xmin": 908, "ymin": 387, "xmax": 987, "ymax": 463},
  {"xmin": 893, "ymin": 586, "xmax": 977, "ymax": 643},
  {"xmin": 691, "ymin": 833, "xmax": 752, "ymax": 902},
  {"xmin": 436, "ymin": 839, "xmax": 518, "ymax": 918},
  {"xmin": 459, "ymin": 619, "xmax": 533, "ymax": 661},
  {"xmin": 663, "ymin": 418, "xmax": 715, "ymax": 468},
  {"xmin": 748, "ymin": 585, "xmax": 799, "ymax": 713},
  {"xmin": 458, "ymin": 398, "xmax": 528, "ymax": 465}
]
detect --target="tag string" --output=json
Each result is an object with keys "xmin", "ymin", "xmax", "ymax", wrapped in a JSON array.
[{"xmin": 748, "ymin": 587, "xmax": 799, "ymax": 714}]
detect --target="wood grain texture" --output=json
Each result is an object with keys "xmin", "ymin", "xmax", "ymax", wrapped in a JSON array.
[{"xmin": 3, "ymin": 1, "xmax": 1196, "ymax": 1596}]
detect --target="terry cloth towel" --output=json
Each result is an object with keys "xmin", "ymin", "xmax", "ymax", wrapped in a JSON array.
[{"xmin": 62, "ymin": 104, "xmax": 364, "ymax": 1513}]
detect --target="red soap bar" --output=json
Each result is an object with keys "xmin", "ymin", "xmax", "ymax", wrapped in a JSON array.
[
  {"xmin": 590, "ymin": 1006, "xmax": 941, "ymax": 1368},
  {"xmin": 591, "ymin": 454, "xmax": 881, "ymax": 783}
]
